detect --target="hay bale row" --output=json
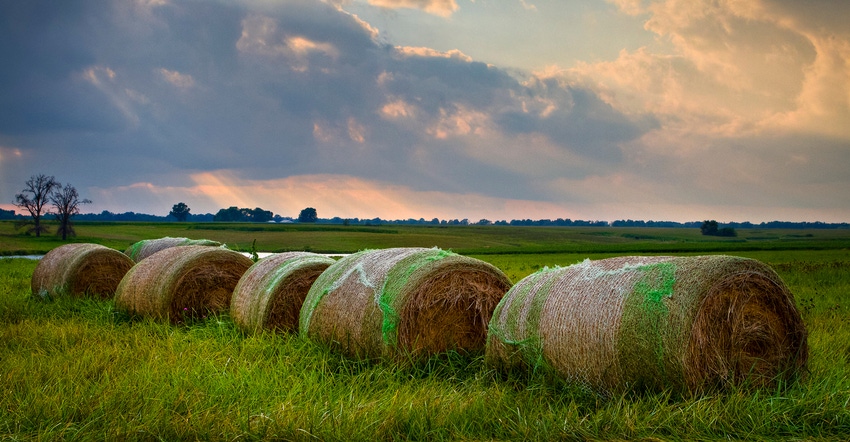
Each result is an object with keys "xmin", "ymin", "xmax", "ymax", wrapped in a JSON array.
[
  {"xmin": 125, "ymin": 237, "xmax": 221, "ymax": 262},
  {"xmin": 299, "ymin": 247, "xmax": 512, "ymax": 360},
  {"xmin": 115, "ymin": 245, "xmax": 252, "ymax": 323},
  {"xmin": 31, "ymin": 243, "xmax": 135, "ymax": 300},
  {"xmin": 31, "ymin": 243, "xmax": 808, "ymax": 394},
  {"xmin": 32, "ymin": 242, "xmax": 329, "ymax": 331},
  {"xmin": 231, "ymin": 252, "xmax": 335, "ymax": 334},
  {"xmin": 486, "ymin": 255, "xmax": 808, "ymax": 393}
]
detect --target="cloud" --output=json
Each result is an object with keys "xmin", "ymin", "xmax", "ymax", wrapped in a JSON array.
[
  {"xmin": 518, "ymin": 1, "xmax": 537, "ymax": 12},
  {"xmin": 592, "ymin": 0, "xmax": 849, "ymax": 139},
  {"xmin": 367, "ymin": 0, "xmax": 459, "ymax": 17},
  {"xmin": 394, "ymin": 46, "xmax": 473, "ymax": 62},
  {"xmin": 236, "ymin": 14, "xmax": 342, "ymax": 72},
  {"xmin": 0, "ymin": 145, "xmax": 23, "ymax": 160},
  {"xmin": 157, "ymin": 68, "xmax": 195, "ymax": 89},
  {"xmin": 1, "ymin": 0, "xmax": 846, "ymax": 223}
]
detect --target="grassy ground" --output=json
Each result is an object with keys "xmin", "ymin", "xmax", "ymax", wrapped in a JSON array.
[{"xmin": 1, "ymin": 224, "xmax": 849, "ymax": 439}]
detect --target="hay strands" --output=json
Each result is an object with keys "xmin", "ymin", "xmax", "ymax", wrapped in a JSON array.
[
  {"xmin": 115, "ymin": 245, "xmax": 252, "ymax": 324},
  {"xmin": 125, "ymin": 236, "xmax": 222, "ymax": 262},
  {"xmin": 486, "ymin": 255, "xmax": 808, "ymax": 394},
  {"xmin": 300, "ymin": 247, "xmax": 512, "ymax": 360},
  {"xmin": 231, "ymin": 252, "xmax": 335, "ymax": 334},
  {"xmin": 31, "ymin": 243, "xmax": 135, "ymax": 300}
]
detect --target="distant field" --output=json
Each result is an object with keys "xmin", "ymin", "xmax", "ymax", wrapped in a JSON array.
[{"xmin": 3, "ymin": 220, "xmax": 850, "ymax": 258}]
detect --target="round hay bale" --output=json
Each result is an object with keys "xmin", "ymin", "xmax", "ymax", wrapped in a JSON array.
[
  {"xmin": 486, "ymin": 255, "xmax": 808, "ymax": 394},
  {"xmin": 124, "ymin": 237, "xmax": 222, "ymax": 262},
  {"xmin": 31, "ymin": 243, "xmax": 135, "ymax": 300},
  {"xmin": 299, "ymin": 247, "xmax": 512, "ymax": 360},
  {"xmin": 114, "ymin": 245, "xmax": 252, "ymax": 323},
  {"xmin": 231, "ymin": 252, "xmax": 335, "ymax": 334}
]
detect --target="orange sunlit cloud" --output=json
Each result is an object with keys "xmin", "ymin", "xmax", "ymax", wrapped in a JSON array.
[
  {"xmin": 0, "ymin": 145, "xmax": 23, "ymax": 163},
  {"xmin": 395, "ymin": 46, "xmax": 472, "ymax": 62},
  {"xmin": 157, "ymin": 68, "xmax": 195, "ymax": 89},
  {"xmin": 368, "ymin": 0, "xmax": 459, "ymax": 18},
  {"xmin": 187, "ymin": 171, "xmax": 568, "ymax": 221}
]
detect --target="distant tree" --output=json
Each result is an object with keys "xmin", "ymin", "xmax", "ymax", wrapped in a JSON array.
[
  {"xmin": 700, "ymin": 220, "xmax": 719, "ymax": 236},
  {"xmin": 0, "ymin": 208, "xmax": 17, "ymax": 220},
  {"xmin": 214, "ymin": 206, "xmax": 244, "ymax": 222},
  {"xmin": 476, "ymin": 219, "xmax": 492, "ymax": 226},
  {"xmin": 212, "ymin": 206, "xmax": 274, "ymax": 222},
  {"xmin": 14, "ymin": 174, "xmax": 59, "ymax": 237},
  {"xmin": 50, "ymin": 183, "xmax": 91, "ymax": 240},
  {"xmin": 298, "ymin": 207, "xmax": 318, "ymax": 223},
  {"xmin": 701, "ymin": 220, "xmax": 736, "ymax": 237},
  {"xmin": 248, "ymin": 207, "xmax": 273, "ymax": 223},
  {"xmin": 169, "ymin": 202, "xmax": 191, "ymax": 221}
]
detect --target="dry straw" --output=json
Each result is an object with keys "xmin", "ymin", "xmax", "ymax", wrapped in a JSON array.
[
  {"xmin": 230, "ymin": 252, "xmax": 335, "ymax": 334},
  {"xmin": 124, "ymin": 237, "xmax": 222, "ymax": 262},
  {"xmin": 486, "ymin": 255, "xmax": 808, "ymax": 394},
  {"xmin": 300, "ymin": 247, "xmax": 512, "ymax": 360},
  {"xmin": 31, "ymin": 243, "xmax": 135, "ymax": 299},
  {"xmin": 114, "ymin": 245, "xmax": 252, "ymax": 323}
]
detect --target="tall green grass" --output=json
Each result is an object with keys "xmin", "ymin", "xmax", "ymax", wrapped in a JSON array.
[{"xmin": 1, "ymin": 255, "xmax": 849, "ymax": 440}]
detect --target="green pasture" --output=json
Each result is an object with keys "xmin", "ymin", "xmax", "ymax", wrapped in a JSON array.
[
  {"xmin": 1, "ymin": 222, "xmax": 849, "ymax": 439},
  {"xmin": 3, "ymin": 220, "xmax": 850, "ymax": 257}
]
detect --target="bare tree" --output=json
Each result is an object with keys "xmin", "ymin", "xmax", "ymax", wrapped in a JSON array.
[
  {"xmin": 50, "ymin": 183, "xmax": 91, "ymax": 240},
  {"xmin": 14, "ymin": 174, "xmax": 59, "ymax": 237}
]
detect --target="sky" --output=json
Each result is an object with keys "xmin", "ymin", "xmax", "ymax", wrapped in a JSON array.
[{"xmin": 1, "ymin": 0, "xmax": 848, "ymax": 223}]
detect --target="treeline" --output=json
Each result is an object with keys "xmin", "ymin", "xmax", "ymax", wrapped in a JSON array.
[
  {"xmin": 80, "ymin": 211, "xmax": 216, "ymax": 222},
  {"xmin": 1, "ymin": 208, "xmax": 847, "ymax": 229},
  {"xmin": 313, "ymin": 217, "xmax": 609, "ymax": 227},
  {"xmin": 611, "ymin": 219, "xmax": 850, "ymax": 229}
]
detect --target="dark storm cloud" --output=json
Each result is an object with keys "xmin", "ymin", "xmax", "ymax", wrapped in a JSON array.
[
  {"xmin": 496, "ymin": 79, "xmax": 658, "ymax": 162},
  {"xmin": 0, "ymin": 0, "xmax": 651, "ymax": 204},
  {"xmin": 0, "ymin": 2, "xmax": 121, "ymax": 133}
]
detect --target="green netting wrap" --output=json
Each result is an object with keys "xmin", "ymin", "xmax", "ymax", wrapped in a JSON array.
[
  {"xmin": 230, "ymin": 252, "xmax": 335, "ymax": 334},
  {"xmin": 299, "ymin": 247, "xmax": 512, "ymax": 360},
  {"xmin": 124, "ymin": 237, "xmax": 222, "ymax": 262},
  {"xmin": 115, "ymin": 245, "xmax": 252, "ymax": 324},
  {"xmin": 31, "ymin": 243, "xmax": 134, "ymax": 300},
  {"xmin": 486, "ymin": 255, "xmax": 809, "ymax": 394}
]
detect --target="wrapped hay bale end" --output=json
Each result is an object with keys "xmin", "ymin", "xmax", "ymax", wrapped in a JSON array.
[
  {"xmin": 300, "ymin": 248, "xmax": 512, "ymax": 359},
  {"xmin": 115, "ymin": 245, "xmax": 252, "ymax": 323},
  {"xmin": 231, "ymin": 252, "xmax": 335, "ymax": 334},
  {"xmin": 124, "ymin": 237, "xmax": 222, "ymax": 262},
  {"xmin": 486, "ymin": 255, "xmax": 808, "ymax": 393},
  {"xmin": 31, "ymin": 243, "xmax": 135, "ymax": 299}
]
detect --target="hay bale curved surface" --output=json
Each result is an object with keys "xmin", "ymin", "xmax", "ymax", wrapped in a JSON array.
[
  {"xmin": 31, "ymin": 243, "xmax": 135, "ymax": 299},
  {"xmin": 486, "ymin": 255, "xmax": 808, "ymax": 393},
  {"xmin": 231, "ymin": 252, "xmax": 335, "ymax": 334},
  {"xmin": 300, "ymin": 247, "xmax": 511, "ymax": 359},
  {"xmin": 115, "ymin": 245, "xmax": 252, "ymax": 323},
  {"xmin": 124, "ymin": 237, "xmax": 222, "ymax": 262}
]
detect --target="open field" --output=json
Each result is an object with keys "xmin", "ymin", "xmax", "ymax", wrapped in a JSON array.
[
  {"xmin": 3, "ymin": 220, "xmax": 850, "ymax": 256},
  {"xmin": 1, "ymin": 222, "xmax": 849, "ymax": 439}
]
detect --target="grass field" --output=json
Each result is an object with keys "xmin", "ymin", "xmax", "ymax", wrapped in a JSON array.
[
  {"xmin": 3, "ymin": 220, "xmax": 850, "ymax": 256},
  {"xmin": 1, "ymin": 222, "xmax": 849, "ymax": 439}
]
